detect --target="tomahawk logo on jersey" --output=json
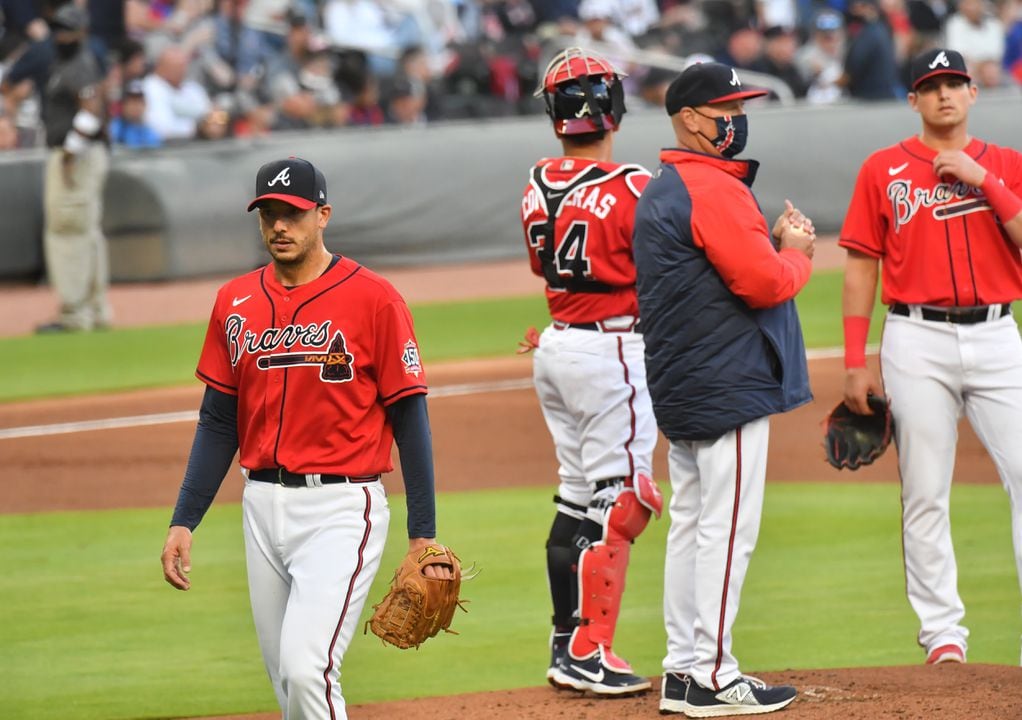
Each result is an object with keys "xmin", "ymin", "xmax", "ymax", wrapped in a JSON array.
[
  {"xmin": 521, "ymin": 158, "xmax": 649, "ymax": 322},
  {"xmin": 840, "ymin": 136, "xmax": 1022, "ymax": 307},
  {"xmin": 195, "ymin": 256, "xmax": 427, "ymax": 475}
]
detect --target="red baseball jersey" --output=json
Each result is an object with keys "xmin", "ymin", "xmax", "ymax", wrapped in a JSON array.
[
  {"xmin": 196, "ymin": 256, "xmax": 427, "ymax": 476},
  {"xmin": 521, "ymin": 157, "xmax": 650, "ymax": 322},
  {"xmin": 840, "ymin": 135, "xmax": 1022, "ymax": 306}
]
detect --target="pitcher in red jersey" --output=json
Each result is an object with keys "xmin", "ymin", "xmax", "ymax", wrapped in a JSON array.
[
  {"xmin": 840, "ymin": 48, "xmax": 1022, "ymax": 666},
  {"xmin": 160, "ymin": 157, "xmax": 451, "ymax": 719}
]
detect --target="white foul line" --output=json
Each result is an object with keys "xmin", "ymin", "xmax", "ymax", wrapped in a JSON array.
[
  {"xmin": 0, "ymin": 377, "xmax": 537, "ymax": 440},
  {"xmin": 0, "ymin": 346, "xmax": 871, "ymax": 441}
]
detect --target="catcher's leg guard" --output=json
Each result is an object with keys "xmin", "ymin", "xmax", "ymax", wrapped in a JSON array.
[
  {"xmin": 569, "ymin": 478, "xmax": 656, "ymax": 666},
  {"xmin": 546, "ymin": 496, "xmax": 585, "ymax": 630}
]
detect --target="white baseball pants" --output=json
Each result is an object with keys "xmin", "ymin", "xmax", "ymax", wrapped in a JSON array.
[
  {"xmin": 662, "ymin": 417, "xmax": 770, "ymax": 690},
  {"xmin": 881, "ymin": 310, "xmax": 1022, "ymax": 658},
  {"xmin": 242, "ymin": 479, "xmax": 390, "ymax": 720}
]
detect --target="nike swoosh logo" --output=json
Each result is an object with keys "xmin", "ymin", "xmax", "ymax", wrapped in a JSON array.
[
  {"xmin": 571, "ymin": 664, "xmax": 605, "ymax": 683},
  {"xmin": 232, "ymin": 295, "xmax": 252, "ymax": 307},
  {"xmin": 888, "ymin": 163, "xmax": 909, "ymax": 176}
]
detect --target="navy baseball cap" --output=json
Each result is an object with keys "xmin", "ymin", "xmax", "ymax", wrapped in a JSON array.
[
  {"xmin": 909, "ymin": 48, "xmax": 971, "ymax": 90},
  {"xmin": 665, "ymin": 62, "xmax": 767, "ymax": 115},
  {"xmin": 247, "ymin": 157, "xmax": 327, "ymax": 212}
]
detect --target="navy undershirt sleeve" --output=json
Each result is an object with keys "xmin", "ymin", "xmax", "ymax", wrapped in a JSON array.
[
  {"xmin": 386, "ymin": 393, "xmax": 437, "ymax": 539},
  {"xmin": 170, "ymin": 386, "xmax": 239, "ymax": 530}
]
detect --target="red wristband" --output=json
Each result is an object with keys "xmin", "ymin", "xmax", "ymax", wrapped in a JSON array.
[
  {"xmin": 843, "ymin": 316, "xmax": 870, "ymax": 369},
  {"xmin": 981, "ymin": 173, "xmax": 1022, "ymax": 223}
]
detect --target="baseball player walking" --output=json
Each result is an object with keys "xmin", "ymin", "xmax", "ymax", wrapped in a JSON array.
[
  {"xmin": 160, "ymin": 157, "xmax": 451, "ymax": 719},
  {"xmin": 520, "ymin": 47, "xmax": 662, "ymax": 696},
  {"xmin": 633, "ymin": 61, "xmax": 816, "ymax": 717},
  {"xmin": 840, "ymin": 48, "xmax": 1022, "ymax": 665}
]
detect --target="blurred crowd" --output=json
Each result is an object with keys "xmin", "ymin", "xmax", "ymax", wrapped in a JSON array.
[{"xmin": 0, "ymin": 0, "xmax": 1020, "ymax": 151}]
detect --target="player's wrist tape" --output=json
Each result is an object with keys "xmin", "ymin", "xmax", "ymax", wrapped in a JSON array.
[
  {"xmin": 843, "ymin": 315, "xmax": 870, "ymax": 369},
  {"xmin": 981, "ymin": 173, "xmax": 1022, "ymax": 223}
]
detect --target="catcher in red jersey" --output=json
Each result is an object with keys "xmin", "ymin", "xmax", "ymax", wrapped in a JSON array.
[
  {"xmin": 840, "ymin": 48, "xmax": 1022, "ymax": 666},
  {"xmin": 160, "ymin": 157, "xmax": 452, "ymax": 720},
  {"xmin": 520, "ymin": 46, "xmax": 662, "ymax": 697}
]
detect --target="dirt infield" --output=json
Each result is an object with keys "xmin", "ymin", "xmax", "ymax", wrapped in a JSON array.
[{"xmin": 2, "ymin": 247, "xmax": 1019, "ymax": 719}]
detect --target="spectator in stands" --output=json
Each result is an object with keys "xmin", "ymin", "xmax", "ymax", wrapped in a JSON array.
[
  {"xmin": 38, "ymin": 3, "xmax": 112, "ymax": 334},
  {"xmin": 757, "ymin": 0, "xmax": 798, "ymax": 35},
  {"xmin": 323, "ymin": 0, "xmax": 420, "ymax": 76},
  {"xmin": 717, "ymin": 25, "xmax": 763, "ymax": 71},
  {"xmin": 261, "ymin": 11, "xmax": 348, "ymax": 129},
  {"xmin": 574, "ymin": 0, "xmax": 638, "ymax": 80},
  {"xmin": 142, "ymin": 44, "xmax": 212, "ymax": 141},
  {"xmin": 347, "ymin": 71, "xmax": 386, "ymax": 125},
  {"xmin": 0, "ymin": 114, "xmax": 20, "ymax": 150},
  {"xmin": 385, "ymin": 73, "xmax": 427, "ymax": 125},
  {"xmin": 944, "ymin": 0, "xmax": 1006, "ymax": 87},
  {"xmin": 236, "ymin": 0, "xmax": 292, "ymax": 76},
  {"xmin": 398, "ymin": 45, "xmax": 444, "ymax": 120},
  {"xmin": 637, "ymin": 64, "xmax": 674, "ymax": 107},
  {"xmin": 529, "ymin": 0, "xmax": 581, "ymax": 25},
  {"xmin": 109, "ymin": 79, "xmax": 161, "ymax": 147},
  {"xmin": 842, "ymin": 0, "xmax": 901, "ymax": 99},
  {"xmin": 1005, "ymin": 0, "xmax": 1022, "ymax": 85},
  {"xmin": 750, "ymin": 25, "xmax": 809, "ymax": 98},
  {"xmin": 796, "ymin": 9, "xmax": 846, "ymax": 103},
  {"xmin": 87, "ymin": 0, "xmax": 128, "ymax": 72},
  {"xmin": 0, "ymin": 1, "xmax": 54, "ymax": 136}
]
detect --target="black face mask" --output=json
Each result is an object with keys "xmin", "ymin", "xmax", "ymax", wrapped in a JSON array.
[
  {"xmin": 693, "ymin": 109, "xmax": 748, "ymax": 158},
  {"xmin": 55, "ymin": 40, "xmax": 80, "ymax": 60}
]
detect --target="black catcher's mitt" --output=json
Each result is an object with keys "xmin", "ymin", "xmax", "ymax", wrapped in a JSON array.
[{"xmin": 823, "ymin": 395, "xmax": 894, "ymax": 470}]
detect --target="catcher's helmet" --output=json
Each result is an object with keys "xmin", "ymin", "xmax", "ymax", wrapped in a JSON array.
[{"xmin": 535, "ymin": 47, "xmax": 626, "ymax": 137}]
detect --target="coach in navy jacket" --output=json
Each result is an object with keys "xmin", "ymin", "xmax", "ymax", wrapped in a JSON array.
[{"xmin": 633, "ymin": 61, "xmax": 816, "ymax": 717}]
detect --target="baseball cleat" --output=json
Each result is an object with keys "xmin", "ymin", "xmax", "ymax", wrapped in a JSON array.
[
  {"xmin": 926, "ymin": 644, "xmax": 965, "ymax": 665},
  {"xmin": 546, "ymin": 631, "xmax": 572, "ymax": 686},
  {"xmin": 550, "ymin": 645, "xmax": 651, "ymax": 696},
  {"xmin": 683, "ymin": 675, "xmax": 796, "ymax": 717},
  {"xmin": 659, "ymin": 671, "xmax": 691, "ymax": 714}
]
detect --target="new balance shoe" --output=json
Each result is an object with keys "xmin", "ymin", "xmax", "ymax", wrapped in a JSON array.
[
  {"xmin": 926, "ymin": 644, "xmax": 965, "ymax": 665},
  {"xmin": 684, "ymin": 675, "xmax": 796, "ymax": 717},
  {"xmin": 550, "ymin": 645, "xmax": 652, "ymax": 696},
  {"xmin": 546, "ymin": 631, "xmax": 572, "ymax": 685},
  {"xmin": 659, "ymin": 671, "xmax": 691, "ymax": 714}
]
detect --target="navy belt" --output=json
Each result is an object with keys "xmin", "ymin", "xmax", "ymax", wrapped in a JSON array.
[
  {"xmin": 552, "ymin": 319, "xmax": 641, "ymax": 333},
  {"xmin": 890, "ymin": 303, "xmax": 1010, "ymax": 324},
  {"xmin": 248, "ymin": 468, "xmax": 380, "ymax": 487}
]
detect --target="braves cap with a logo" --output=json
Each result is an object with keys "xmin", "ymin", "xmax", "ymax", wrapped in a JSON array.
[
  {"xmin": 909, "ymin": 48, "xmax": 971, "ymax": 90},
  {"xmin": 664, "ymin": 62, "xmax": 768, "ymax": 115},
  {"xmin": 247, "ymin": 157, "xmax": 327, "ymax": 212}
]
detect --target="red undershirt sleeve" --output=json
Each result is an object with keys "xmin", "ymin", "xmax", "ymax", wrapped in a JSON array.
[{"xmin": 693, "ymin": 183, "xmax": 812, "ymax": 308}]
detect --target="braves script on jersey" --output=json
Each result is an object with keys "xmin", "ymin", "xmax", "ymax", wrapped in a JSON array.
[
  {"xmin": 521, "ymin": 158, "xmax": 650, "ymax": 321},
  {"xmin": 196, "ymin": 256, "xmax": 427, "ymax": 475},
  {"xmin": 841, "ymin": 136, "xmax": 1022, "ymax": 305}
]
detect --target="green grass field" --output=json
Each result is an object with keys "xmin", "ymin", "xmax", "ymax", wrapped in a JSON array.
[
  {"xmin": 2, "ymin": 267, "xmax": 1020, "ymax": 719},
  {"xmin": 0, "ymin": 484, "xmax": 1017, "ymax": 720},
  {"xmin": 0, "ymin": 270, "xmax": 882, "ymax": 403}
]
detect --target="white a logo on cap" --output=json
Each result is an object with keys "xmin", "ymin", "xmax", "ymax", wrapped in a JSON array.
[
  {"xmin": 928, "ymin": 51, "xmax": 950, "ymax": 69},
  {"xmin": 268, "ymin": 167, "xmax": 291, "ymax": 187},
  {"xmin": 729, "ymin": 69, "xmax": 740, "ymax": 86}
]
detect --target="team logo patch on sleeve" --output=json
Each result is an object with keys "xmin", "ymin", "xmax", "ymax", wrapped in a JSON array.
[{"xmin": 402, "ymin": 339, "xmax": 423, "ymax": 377}]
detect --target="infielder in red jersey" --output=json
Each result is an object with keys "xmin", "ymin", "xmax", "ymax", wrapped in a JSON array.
[
  {"xmin": 160, "ymin": 157, "xmax": 452, "ymax": 720},
  {"xmin": 520, "ymin": 47, "xmax": 663, "ymax": 696},
  {"xmin": 840, "ymin": 48, "xmax": 1022, "ymax": 666}
]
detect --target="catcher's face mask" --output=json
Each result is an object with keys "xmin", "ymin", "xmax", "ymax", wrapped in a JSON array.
[{"xmin": 536, "ymin": 46, "xmax": 626, "ymax": 136}]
